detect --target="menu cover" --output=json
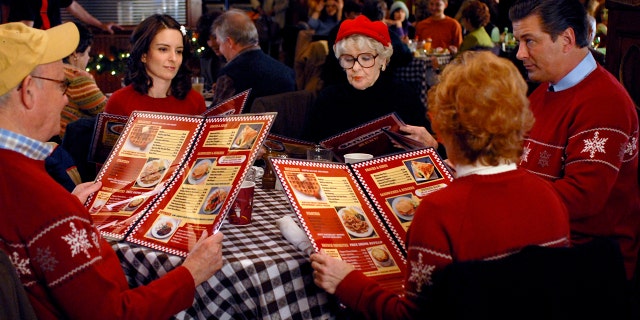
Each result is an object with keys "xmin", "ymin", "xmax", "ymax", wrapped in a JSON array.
[
  {"xmin": 86, "ymin": 111, "xmax": 275, "ymax": 256},
  {"xmin": 201, "ymin": 89, "xmax": 250, "ymax": 117},
  {"xmin": 270, "ymin": 148, "xmax": 453, "ymax": 294},
  {"xmin": 88, "ymin": 90, "xmax": 251, "ymax": 165},
  {"xmin": 264, "ymin": 133, "xmax": 316, "ymax": 159},
  {"xmin": 319, "ymin": 113, "xmax": 426, "ymax": 162},
  {"xmin": 89, "ymin": 113, "xmax": 129, "ymax": 164}
]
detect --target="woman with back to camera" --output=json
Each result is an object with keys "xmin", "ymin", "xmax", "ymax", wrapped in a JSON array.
[
  {"xmin": 309, "ymin": 51, "xmax": 570, "ymax": 319},
  {"xmin": 458, "ymin": 0, "xmax": 495, "ymax": 54},
  {"xmin": 59, "ymin": 21, "xmax": 106, "ymax": 140},
  {"xmin": 105, "ymin": 14, "xmax": 206, "ymax": 117}
]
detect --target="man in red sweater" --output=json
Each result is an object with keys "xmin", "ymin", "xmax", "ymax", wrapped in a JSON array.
[
  {"xmin": 0, "ymin": 22, "xmax": 225, "ymax": 319},
  {"xmin": 510, "ymin": 0, "xmax": 640, "ymax": 279}
]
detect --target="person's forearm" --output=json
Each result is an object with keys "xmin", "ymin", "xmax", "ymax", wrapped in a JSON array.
[{"xmin": 66, "ymin": 1, "xmax": 103, "ymax": 30}]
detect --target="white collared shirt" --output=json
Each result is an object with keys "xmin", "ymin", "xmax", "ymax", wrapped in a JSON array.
[{"xmin": 549, "ymin": 52, "xmax": 597, "ymax": 92}]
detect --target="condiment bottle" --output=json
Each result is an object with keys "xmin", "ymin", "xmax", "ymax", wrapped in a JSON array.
[
  {"xmin": 423, "ymin": 38, "xmax": 432, "ymax": 52},
  {"xmin": 261, "ymin": 149, "xmax": 276, "ymax": 189}
]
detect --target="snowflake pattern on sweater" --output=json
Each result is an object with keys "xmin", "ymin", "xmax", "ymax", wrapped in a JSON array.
[{"xmin": 518, "ymin": 65, "xmax": 640, "ymax": 279}]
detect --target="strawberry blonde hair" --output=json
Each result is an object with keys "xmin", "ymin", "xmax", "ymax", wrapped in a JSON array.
[{"xmin": 427, "ymin": 51, "xmax": 534, "ymax": 166}]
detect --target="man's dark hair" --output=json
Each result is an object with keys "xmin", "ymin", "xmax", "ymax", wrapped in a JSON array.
[{"xmin": 509, "ymin": 0, "xmax": 589, "ymax": 48}]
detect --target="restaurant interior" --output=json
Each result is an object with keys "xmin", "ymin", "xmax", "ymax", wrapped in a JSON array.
[{"xmin": 0, "ymin": 0, "xmax": 639, "ymax": 319}]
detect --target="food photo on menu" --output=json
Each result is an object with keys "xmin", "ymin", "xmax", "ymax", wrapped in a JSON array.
[
  {"xmin": 231, "ymin": 124, "xmax": 261, "ymax": 149},
  {"xmin": 368, "ymin": 245, "xmax": 397, "ymax": 268},
  {"xmin": 337, "ymin": 206, "xmax": 377, "ymax": 239},
  {"xmin": 185, "ymin": 158, "xmax": 215, "ymax": 185},
  {"xmin": 124, "ymin": 124, "xmax": 160, "ymax": 152},
  {"xmin": 407, "ymin": 158, "xmax": 440, "ymax": 182},
  {"xmin": 146, "ymin": 215, "xmax": 181, "ymax": 241},
  {"xmin": 135, "ymin": 158, "xmax": 171, "ymax": 188},
  {"xmin": 387, "ymin": 194, "xmax": 421, "ymax": 222},
  {"xmin": 200, "ymin": 187, "xmax": 229, "ymax": 215},
  {"xmin": 123, "ymin": 196, "xmax": 146, "ymax": 212},
  {"xmin": 284, "ymin": 171, "xmax": 326, "ymax": 201}
]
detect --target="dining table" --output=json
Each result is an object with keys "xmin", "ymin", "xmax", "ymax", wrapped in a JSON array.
[{"xmin": 110, "ymin": 181, "xmax": 338, "ymax": 319}]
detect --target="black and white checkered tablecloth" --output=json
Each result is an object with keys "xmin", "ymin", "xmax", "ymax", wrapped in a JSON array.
[
  {"xmin": 394, "ymin": 56, "xmax": 450, "ymax": 107},
  {"xmin": 112, "ymin": 186, "xmax": 336, "ymax": 319},
  {"xmin": 395, "ymin": 57, "xmax": 431, "ymax": 107}
]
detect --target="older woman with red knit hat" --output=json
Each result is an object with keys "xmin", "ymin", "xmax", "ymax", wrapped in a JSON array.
[{"xmin": 302, "ymin": 15, "xmax": 438, "ymax": 148}]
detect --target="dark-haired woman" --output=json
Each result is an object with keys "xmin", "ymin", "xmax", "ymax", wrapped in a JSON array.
[{"xmin": 105, "ymin": 14, "xmax": 206, "ymax": 116}]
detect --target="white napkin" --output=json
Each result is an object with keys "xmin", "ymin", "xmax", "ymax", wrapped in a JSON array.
[{"xmin": 276, "ymin": 216, "xmax": 313, "ymax": 255}]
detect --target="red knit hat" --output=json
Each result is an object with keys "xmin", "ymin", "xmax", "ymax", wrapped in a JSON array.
[{"xmin": 335, "ymin": 15, "xmax": 391, "ymax": 47}]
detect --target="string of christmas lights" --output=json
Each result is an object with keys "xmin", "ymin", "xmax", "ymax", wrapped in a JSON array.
[{"xmin": 85, "ymin": 30, "xmax": 205, "ymax": 76}]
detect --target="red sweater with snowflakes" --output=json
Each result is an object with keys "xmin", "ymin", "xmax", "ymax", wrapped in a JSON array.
[
  {"xmin": 105, "ymin": 84, "xmax": 206, "ymax": 117},
  {"xmin": 519, "ymin": 65, "xmax": 640, "ymax": 278},
  {"xmin": 0, "ymin": 149, "xmax": 196, "ymax": 319},
  {"xmin": 334, "ymin": 170, "xmax": 570, "ymax": 319}
]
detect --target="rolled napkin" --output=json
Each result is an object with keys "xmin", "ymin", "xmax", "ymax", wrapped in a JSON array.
[{"xmin": 276, "ymin": 216, "xmax": 313, "ymax": 255}]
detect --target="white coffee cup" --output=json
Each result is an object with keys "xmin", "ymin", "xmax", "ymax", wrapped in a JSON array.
[{"xmin": 344, "ymin": 153, "xmax": 374, "ymax": 164}]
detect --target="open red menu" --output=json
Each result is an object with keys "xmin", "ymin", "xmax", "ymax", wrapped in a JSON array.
[
  {"xmin": 89, "ymin": 90, "xmax": 250, "ymax": 165},
  {"xmin": 270, "ymin": 148, "xmax": 453, "ymax": 294},
  {"xmin": 86, "ymin": 111, "xmax": 275, "ymax": 256},
  {"xmin": 319, "ymin": 113, "xmax": 426, "ymax": 162}
]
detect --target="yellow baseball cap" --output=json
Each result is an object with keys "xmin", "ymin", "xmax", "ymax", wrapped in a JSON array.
[{"xmin": 0, "ymin": 22, "xmax": 79, "ymax": 96}]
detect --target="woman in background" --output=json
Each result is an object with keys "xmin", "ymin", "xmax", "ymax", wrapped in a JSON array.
[
  {"xmin": 303, "ymin": 15, "xmax": 436, "ymax": 146},
  {"xmin": 105, "ymin": 14, "xmax": 206, "ymax": 116},
  {"xmin": 308, "ymin": 0, "xmax": 343, "ymax": 37},
  {"xmin": 385, "ymin": 1, "xmax": 412, "ymax": 40},
  {"xmin": 59, "ymin": 21, "xmax": 106, "ymax": 140},
  {"xmin": 458, "ymin": 0, "xmax": 494, "ymax": 54}
]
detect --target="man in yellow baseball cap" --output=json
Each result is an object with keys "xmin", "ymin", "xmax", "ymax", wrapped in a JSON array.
[{"xmin": 0, "ymin": 22, "xmax": 226, "ymax": 319}]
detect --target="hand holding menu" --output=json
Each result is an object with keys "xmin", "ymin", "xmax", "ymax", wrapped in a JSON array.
[
  {"xmin": 270, "ymin": 148, "xmax": 453, "ymax": 294},
  {"xmin": 86, "ymin": 110, "xmax": 274, "ymax": 257}
]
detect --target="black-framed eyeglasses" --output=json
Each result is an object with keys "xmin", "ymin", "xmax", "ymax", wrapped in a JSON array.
[
  {"xmin": 338, "ymin": 53, "xmax": 378, "ymax": 70},
  {"xmin": 31, "ymin": 75, "xmax": 71, "ymax": 96}
]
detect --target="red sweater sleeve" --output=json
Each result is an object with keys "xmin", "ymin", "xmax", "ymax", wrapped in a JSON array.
[
  {"xmin": 335, "ymin": 271, "xmax": 420, "ymax": 320},
  {"xmin": 53, "ymin": 243, "xmax": 195, "ymax": 320},
  {"xmin": 0, "ymin": 153, "xmax": 197, "ymax": 319}
]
